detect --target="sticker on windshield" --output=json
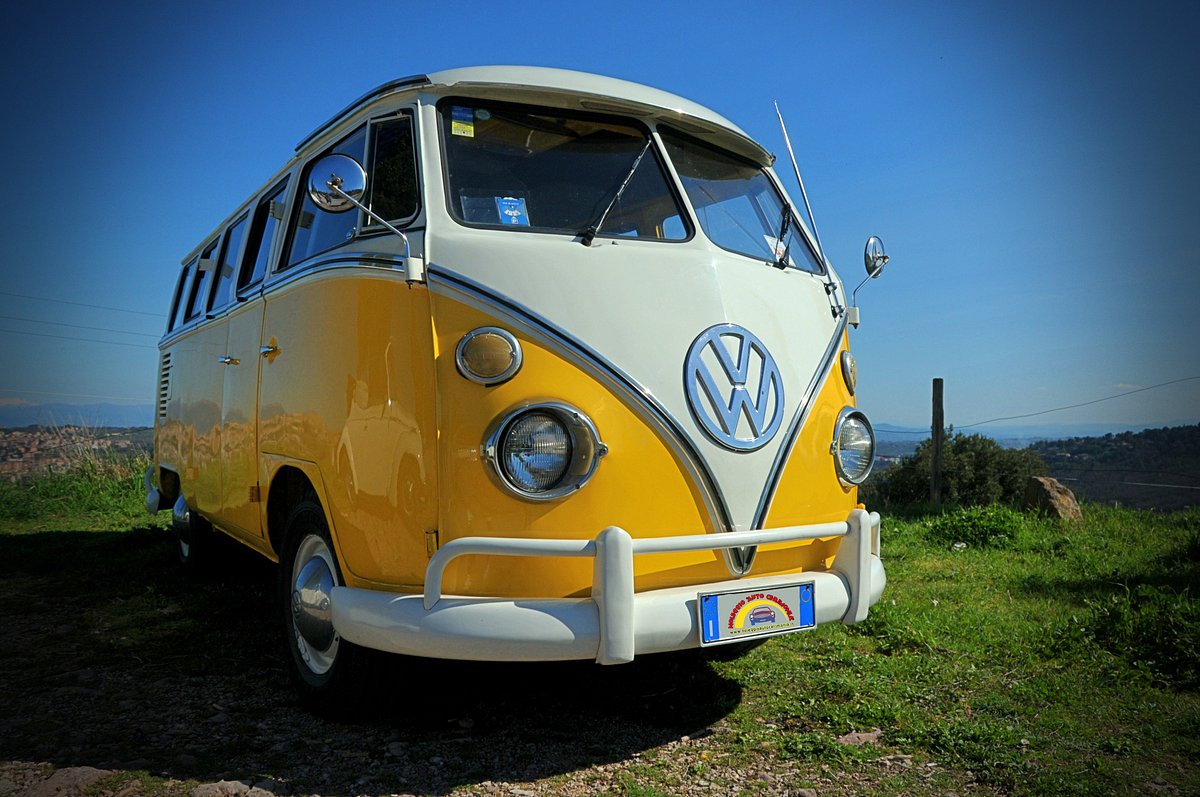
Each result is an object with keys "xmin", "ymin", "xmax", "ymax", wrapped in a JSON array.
[
  {"xmin": 495, "ymin": 196, "xmax": 530, "ymax": 226},
  {"xmin": 451, "ymin": 106, "xmax": 475, "ymax": 138}
]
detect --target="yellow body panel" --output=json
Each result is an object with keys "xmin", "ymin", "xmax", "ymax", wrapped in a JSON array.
[
  {"xmin": 256, "ymin": 269, "xmax": 440, "ymax": 589},
  {"xmin": 756, "ymin": 332, "xmax": 859, "ymax": 572},
  {"xmin": 431, "ymin": 296, "xmax": 849, "ymax": 598}
]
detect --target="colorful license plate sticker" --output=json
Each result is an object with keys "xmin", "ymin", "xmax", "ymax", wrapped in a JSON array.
[
  {"xmin": 698, "ymin": 583, "xmax": 814, "ymax": 645},
  {"xmin": 451, "ymin": 106, "xmax": 475, "ymax": 137}
]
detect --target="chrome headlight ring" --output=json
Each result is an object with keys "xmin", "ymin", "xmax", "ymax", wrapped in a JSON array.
[
  {"xmin": 483, "ymin": 401, "xmax": 608, "ymax": 502},
  {"xmin": 830, "ymin": 407, "xmax": 876, "ymax": 488}
]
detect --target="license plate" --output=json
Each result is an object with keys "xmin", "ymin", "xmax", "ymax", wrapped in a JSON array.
[{"xmin": 698, "ymin": 583, "xmax": 815, "ymax": 646}]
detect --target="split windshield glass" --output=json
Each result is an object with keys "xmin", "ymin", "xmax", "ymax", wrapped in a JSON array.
[
  {"xmin": 660, "ymin": 127, "xmax": 823, "ymax": 274},
  {"xmin": 440, "ymin": 99, "xmax": 688, "ymax": 241}
]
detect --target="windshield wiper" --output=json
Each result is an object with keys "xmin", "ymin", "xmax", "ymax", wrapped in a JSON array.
[
  {"xmin": 579, "ymin": 139, "xmax": 652, "ymax": 246},
  {"xmin": 774, "ymin": 203, "xmax": 792, "ymax": 269}
]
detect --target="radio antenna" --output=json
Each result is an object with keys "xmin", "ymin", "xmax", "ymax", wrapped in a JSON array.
[{"xmin": 774, "ymin": 100, "xmax": 843, "ymax": 316}]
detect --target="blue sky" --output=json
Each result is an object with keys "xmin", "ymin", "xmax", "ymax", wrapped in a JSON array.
[{"xmin": 1, "ymin": 0, "xmax": 1197, "ymax": 430}]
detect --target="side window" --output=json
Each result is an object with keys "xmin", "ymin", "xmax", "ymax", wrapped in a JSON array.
[
  {"xmin": 284, "ymin": 126, "xmax": 368, "ymax": 270},
  {"xmin": 367, "ymin": 114, "xmax": 419, "ymax": 224},
  {"xmin": 238, "ymin": 179, "xmax": 289, "ymax": 294},
  {"xmin": 209, "ymin": 214, "xmax": 248, "ymax": 313},
  {"xmin": 184, "ymin": 239, "xmax": 220, "ymax": 321},
  {"xmin": 169, "ymin": 260, "xmax": 196, "ymax": 332}
]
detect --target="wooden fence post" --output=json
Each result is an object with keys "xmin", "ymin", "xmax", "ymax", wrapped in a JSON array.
[{"xmin": 931, "ymin": 377, "xmax": 944, "ymax": 506}]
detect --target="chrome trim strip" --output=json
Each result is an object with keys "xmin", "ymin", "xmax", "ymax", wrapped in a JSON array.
[
  {"xmin": 295, "ymin": 74, "xmax": 430, "ymax": 152},
  {"xmin": 262, "ymin": 252, "xmax": 411, "ymax": 293},
  {"xmin": 159, "ymin": 253, "xmax": 412, "ymax": 346},
  {"xmin": 751, "ymin": 312, "xmax": 848, "ymax": 529},
  {"xmin": 427, "ymin": 265, "xmax": 737, "ymax": 544}
]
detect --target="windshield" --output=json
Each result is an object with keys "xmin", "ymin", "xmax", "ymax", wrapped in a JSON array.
[
  {"xmin": 660, "ymin": 127, "xmax": 823, "ymax": 273},
  {"xmin": 440, "ymin": 99, "xmax": 689, "ymax": 241}
]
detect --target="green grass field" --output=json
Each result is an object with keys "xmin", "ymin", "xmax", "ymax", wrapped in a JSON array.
[{"xmin": 1, "ymin": 458, "xmax": 1196, "ymax": 796}]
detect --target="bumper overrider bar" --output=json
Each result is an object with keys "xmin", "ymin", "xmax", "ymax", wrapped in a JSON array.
[{"xmin": 331, "ymin": 508, "xmax": 885, "ymax": 664}]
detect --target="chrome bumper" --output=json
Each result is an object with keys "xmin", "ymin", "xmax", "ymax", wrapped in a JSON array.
[{"xmin": 330, "ymin": 509, "xmax": 885, "ymax": 664}]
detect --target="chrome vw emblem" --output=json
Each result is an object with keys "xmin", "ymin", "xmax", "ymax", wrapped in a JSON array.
[{"xmin": 684, "ymin": 324, "xmax": 784, "ymax": 452}]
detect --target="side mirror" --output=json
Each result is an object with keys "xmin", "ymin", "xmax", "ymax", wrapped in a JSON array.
[
  {"xmin": 848, "ymin": 235, "xmax": 891, "ymax": 328},
  {"xmin": 307, "ymin": 154, "xmax": 367, "ymax": 213},
  {"xmin": 864, "ymin": 235, "xmax": 889, "ymax": 279}
]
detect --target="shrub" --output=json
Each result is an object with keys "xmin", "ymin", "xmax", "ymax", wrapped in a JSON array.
[
  {"xmin": 1088, "ymin": 584, "xmax": 1200, "ymax": 690},
  {"xmin": 925, "ymin": 504, "xmax": 1027, "ymax": 548},
  {"xmin": 866, "ymin": 432, "xmax": 1046, "ymax": 508}
]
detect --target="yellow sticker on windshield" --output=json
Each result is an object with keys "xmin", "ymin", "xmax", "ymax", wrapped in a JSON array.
[{"xmin": 451, "ymin": 106, "xmax": 475, "ymax": 137}]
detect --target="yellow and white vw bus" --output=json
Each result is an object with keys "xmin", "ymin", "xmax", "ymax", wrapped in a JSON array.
[{"xmin": 147, "ymin": 66, "xmax": 888, "ymax": 708}]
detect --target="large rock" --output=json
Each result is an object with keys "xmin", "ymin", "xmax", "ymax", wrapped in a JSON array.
[
  {"xmin": 19, "ymin": 768, "xmax": 111, "ymax": 797},
  {"xmin": 1024, "ymin": 476, "xmax": 1082, "ymax": 520}
]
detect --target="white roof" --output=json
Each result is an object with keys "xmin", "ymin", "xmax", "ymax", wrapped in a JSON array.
[{"xmin": 298, "ymin": 66, "xmax": 770, "ymax": 164}]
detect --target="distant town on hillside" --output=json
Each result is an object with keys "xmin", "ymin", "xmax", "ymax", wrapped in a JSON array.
[{"xmin": 1, "ymin": 419, "xmax": 1195, "ymax": 511}]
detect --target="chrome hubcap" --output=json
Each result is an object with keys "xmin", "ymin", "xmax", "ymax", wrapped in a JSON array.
[
  {"xmin": 290, "ymin": 534, "xmax": 340, "ymax": 674},
  {"xmin": 292, "ymin": 556, "xmax": 335, "ymax": 651}
]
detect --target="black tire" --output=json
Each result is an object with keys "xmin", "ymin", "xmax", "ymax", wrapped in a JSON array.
[{"xmin": 278, "ymin": 498, "xmax": 378, "ymax": 717}]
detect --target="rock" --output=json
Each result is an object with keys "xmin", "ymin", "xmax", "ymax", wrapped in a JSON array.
[
  {"xmin": 835, "ymin": 728, "xmax": 882, "ymax": 746},
  {"xmin": 192, "ymin": 780, "xmax": 252, "ymax": 797},
  {"xmin": 1023, "ymin": 476, "xmax": 1082, "ymax": 520},
  {"xmin": 794, "ymin": 789, "xmax": 818, "ymax": 797},
  {"xmin": 20, "ymin": 767, "xmax": 111, "ymax": 797}
]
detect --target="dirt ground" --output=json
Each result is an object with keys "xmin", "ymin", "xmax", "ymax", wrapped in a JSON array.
[{"xmin": 0, "ymin": 525, "xmax": 769, "ymax": 797}]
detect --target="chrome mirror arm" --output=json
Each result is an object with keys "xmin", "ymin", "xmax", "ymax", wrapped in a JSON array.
[{"xmin": 327, "ymin": 183, "xmax": 423, "ymax": 285}]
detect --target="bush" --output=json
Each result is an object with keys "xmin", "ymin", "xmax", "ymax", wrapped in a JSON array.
[
  {"xmin": 866, "ymin": 432, "xmax": 1046, "ymax": 508},
  {"xmin": 925, "ymin": 504, "xmax": 1027, "ymax": 548},
  {"xmin": 1088, "ymin": 584, "xmax": 1200, "ymax": 690}
]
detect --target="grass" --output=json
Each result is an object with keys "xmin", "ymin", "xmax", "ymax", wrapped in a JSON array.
[
  {"xmin": 1, "ymin": 460, "xmax": 1197, "ymax": 796},
  {"xmin": 0, "ymin": 451, "xmax": 164, "ymax": 530}
]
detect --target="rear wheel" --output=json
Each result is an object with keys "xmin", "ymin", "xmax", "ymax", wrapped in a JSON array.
[
  {"xmin": 279, "ymin": 498, "xmax": 376, "ymax": 715},
  {"xmin": 172, "ymin": 495, "xmax": 213, "ymax": 570}
]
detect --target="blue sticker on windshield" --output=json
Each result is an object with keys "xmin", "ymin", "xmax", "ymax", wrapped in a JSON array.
[{"xmin": 495, "ymin": 196, "xmax": 530, "ymax": 226}]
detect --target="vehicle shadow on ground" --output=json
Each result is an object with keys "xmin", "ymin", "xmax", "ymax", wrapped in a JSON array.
[{"xmin": 0, "ymin": 526, "xmax": 744, "ymax": 795}]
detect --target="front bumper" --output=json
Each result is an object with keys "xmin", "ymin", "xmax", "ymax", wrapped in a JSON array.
[{"xmin": 331, "ymin": 508, "xmax": 885, "ymax": 664}]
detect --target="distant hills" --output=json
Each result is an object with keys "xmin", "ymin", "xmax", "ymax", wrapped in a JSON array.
[
  {"xmin": 0, "ymin": 403, "xmax": 154, "ymax": 429},
  {"xmin": 1031, "ymin": 425, "xmax": 1200, "ymax": 511}
]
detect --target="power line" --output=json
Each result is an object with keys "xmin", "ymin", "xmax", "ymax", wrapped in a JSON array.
[
  {"xmin": 0, "ymin": 314, "xmax": 160, "ymax": 339},
  {"xmin": 958, "ymin": 377, "xmax": 1200, "ymax": 429},
  {"xmin": 0, "ymin": 327, "xmax": 158, "ymax": 350},
  {"xmin": 0, "ymin": 388, "xmax": 147, "ymax": 402},
  {"xmin": 0, "ymin": 290, "xmax": 166, "ymax": 318},
  {"xmin": 880, "ymin": 377, "xmax": 1200, "ymax": 434}
]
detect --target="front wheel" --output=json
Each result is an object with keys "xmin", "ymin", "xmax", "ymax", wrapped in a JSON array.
[{"xmin": 278, "ymin": 498, "xmax": 377, "ymax": 715}]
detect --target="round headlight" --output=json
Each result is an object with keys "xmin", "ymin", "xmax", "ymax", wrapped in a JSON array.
[
  {"xmin": 831, "ymin": 408, "xmax": 875, "ymax": 486},
  {"xmin": 501, "ymin": 411, "xmax": 572, "ymax": 493},
  {"xmin": 485, "ymin": 402, "xmax": 607, "ymax": 501}
]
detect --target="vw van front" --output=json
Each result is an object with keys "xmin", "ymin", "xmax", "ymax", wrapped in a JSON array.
[
  {"xmin": 319, "ymin": 69, "xmax": 887, "ymax": 682},
  {"xmin": 148, "ymin": 66, "xmax": 889, "ymax": 710}
]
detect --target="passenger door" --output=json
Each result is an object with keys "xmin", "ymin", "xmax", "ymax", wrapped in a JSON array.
[{"xmin": 219, "ymin": 180, "xmax": 289, "ymax": 540}]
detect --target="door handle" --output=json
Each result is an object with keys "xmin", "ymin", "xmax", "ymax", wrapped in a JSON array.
[
  {"xmin": 259, "ymin": 344, "xmax": 279, "ymax": 357},
  {"xmin": 217, "ymin": 355, "xmax": 240, "ymax": 366}
]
